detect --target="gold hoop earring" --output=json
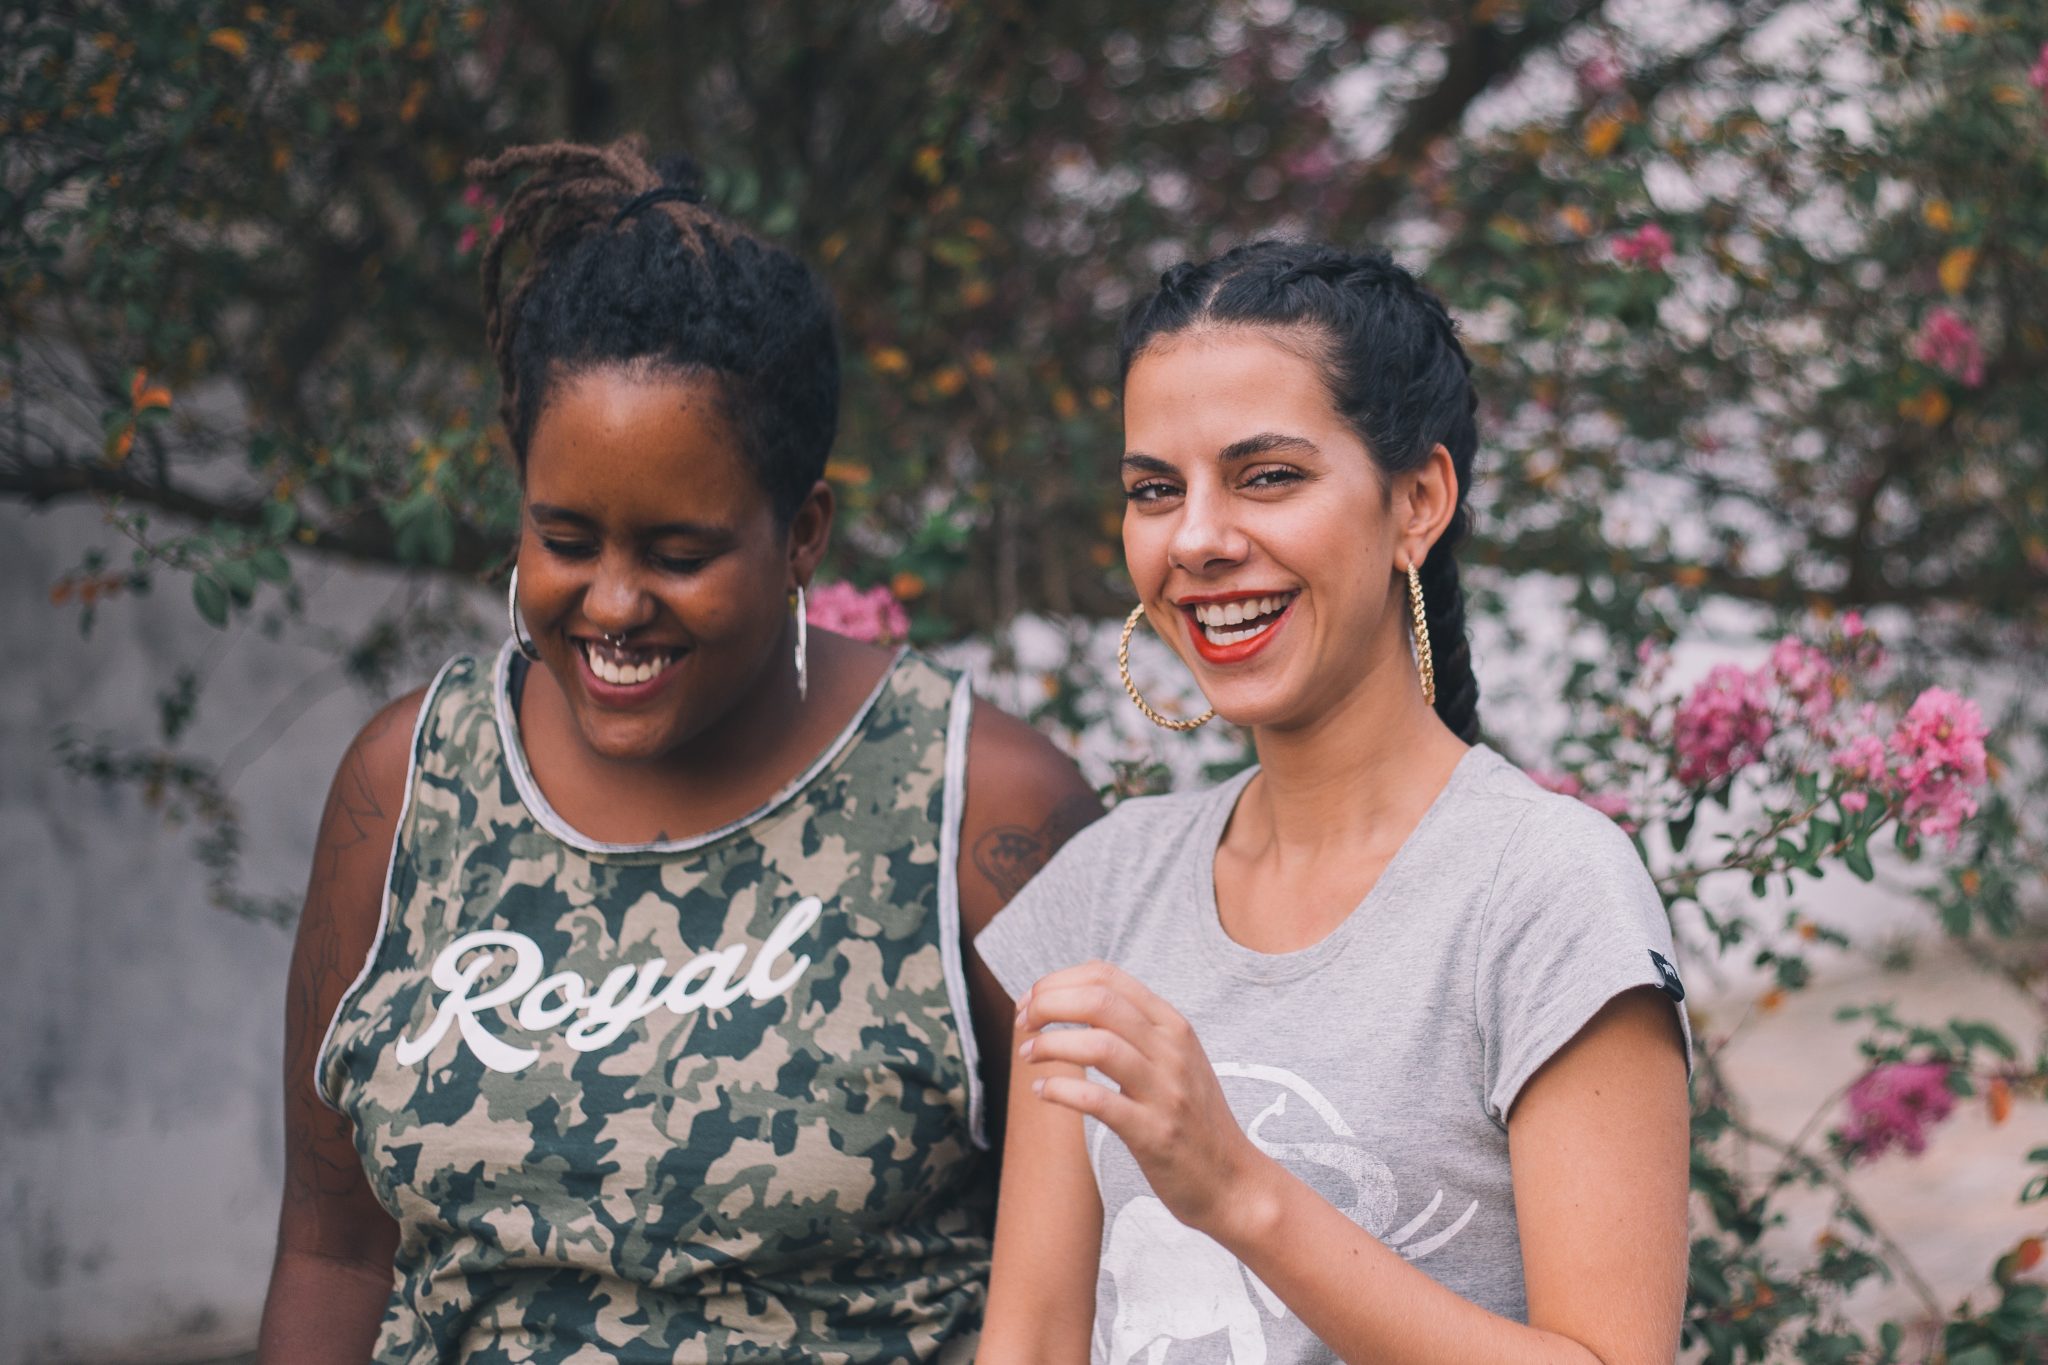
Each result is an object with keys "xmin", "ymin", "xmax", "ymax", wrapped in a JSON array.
[
  {"xmin": 1406, "ymin": 561, "xmax": 1435, "ymax": 708},
  {"xmin": 508, "ymin": 564, "xmax": 541, "ymax": 662},
  {"xmin": 1118, "ymin": 603, "xmax": 1215, "ymax": 732}
]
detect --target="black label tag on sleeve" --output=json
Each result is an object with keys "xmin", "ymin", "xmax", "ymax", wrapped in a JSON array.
[{"xmin": 1648, "ymin": 949, "xmax": 1685, "ymax": 1002}]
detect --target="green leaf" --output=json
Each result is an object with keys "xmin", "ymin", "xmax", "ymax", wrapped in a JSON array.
[
  {"xmin": 250, "ymin": 547, "xmax": 291, "ymax": 584},
  {"xmin": 1844, "ymin": 843, "xmax": 1875, "ymax": 881},
  {"xmin": 191, "ymin": 572, "xmax": 229, "ymax": 627}
]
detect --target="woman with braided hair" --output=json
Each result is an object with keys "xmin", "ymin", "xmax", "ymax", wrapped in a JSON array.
[
  {"xmin": 257, "ymin": 137, "xmax": 1097, "ymax": 1363},
  {"xmin": 977, "ymin": 241, "xmax": 1692, "ymax": 1363}
]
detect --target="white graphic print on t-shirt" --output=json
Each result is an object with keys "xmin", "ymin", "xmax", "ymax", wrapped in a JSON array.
[{"xmin": 1093, "ymin": 1062, "xmax": 1478, "ymax": 1365}]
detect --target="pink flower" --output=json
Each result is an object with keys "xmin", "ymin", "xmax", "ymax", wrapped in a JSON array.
[
  {"xmin": 1576, "ymin": 50, "xmax": 1626, "ymax": 98},
  {"xmin": 1835, "ymin": 1061, "xmax": 1956, "ymax": 1161},
  {"xmin": 456, "ymin": 226, "xmax": 479, "ymax": 255},
  {"xmin": 1890, "ymin": 687, "xmax": 1989, "ymax": 851},
  {"xmin": 1612, "ymin": 222, "xmax": 1674, "ymax": 271},
  {"xmin": 1768, "ymin": 638, "xmax": 1837, "ymax": 724},
  {"xmin": 1833, "ymin": 731, "xmax": 1889, "ymax": 787},
  {"xmin": 1673, "ymin": 664, "xmax": 1775, "ymax": 786},
  {"xmin": 1913, "ymin": 307, "xmax": 1985, "ymax": 388},
  {"xmin": 1529, "ymin": 770, "xmax": 1635, "ymax": 831},
  {"xmin": 1840, "ymin": 610, "xmax": 1865, "ymax": 640},
  {"xmin": 461, "ymin": 183, "xmax": 486, "ymax": 209},
  {"xmin": 1840, "ymin": 791, "xmax": 1869, "ymax": 814},
  {"xmin": 805, "ymin": 580, "xmax": 910, "ymax": 645},
  {"xmin": 2031, "ymin": 41, "xmax": 2048, "ymax": 94}
]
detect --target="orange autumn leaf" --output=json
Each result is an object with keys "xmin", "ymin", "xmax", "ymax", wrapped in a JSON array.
[
  {"xmin": 1582, "ymin": 114, "xmax": 1625, "ymax": 158},
  {"xmin": 88, "ymin": 71, "xmax": 119, "ymax": 116},
  {"xmin": 1938, "ymin": 246, "xmax": 1977, "ymax": 295},
  {"xmin": 206, "ymin": 28, "xmax": 250, "ymax": 58},
  {"xmin": 287, "ymin": 40, "xmax": 325, "ymax": 64},
  {"xmin": 823, "ymin": 459, "xmax": 871, "ymax": 485},
  {"xmin": 108, "ymin": 425, "xmax": 134, "ymax": 462},
  {"xmin": 867, "ymin": 346, "xmax": 910, "ymax": 377},
  {"xmin": 889, "ymin": 570, "xmax": 927, "ymax": 601},
  {"xmin": 130, "ymin": 367, "xmax": 172, "ymax": 411},
  {"xmin": 929, "ymin": 365, "xmax": 967, "ymax": 397},
  {"xmin": 2018, "ymin": 1237, "xmax": 2044, "ymax": 1273},
  {"xmin": 967, "ymin": 350, "xmax": 997, "ymax": 380},
  {"xmin": 1051, "ymin": 386, "xmax": 1080, "ymax": 420},
  {"xmin": 1987, "ymin": 1077, "xmax": 2012, "ymax": 1125},
  {"xmin": 400, "ymin": 79, "xmax": 427, "ymax": 124},
  {"xmin": 1899, "ymin": 388, "xmax": 1951, "ymax": 427},
  {"xmin": 383, "ymin": 6, "xmax": 407, "ymax": 48},
  {"xmin": 1673, "ymin": 565, "xmax": 1709, "ymax": 590},
  {"xmin": 1921, "ymin": 199, "xmax": 1953, "ymax": 232}
]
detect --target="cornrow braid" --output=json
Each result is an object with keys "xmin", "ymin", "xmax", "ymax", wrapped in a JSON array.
[
  {"xmin": 465, "ymin": 136, "xmax": 838, "ymax": 525},
  {"xmin": 1121, "ymin": 239, "xmax": 1484, "ymax": 742}
]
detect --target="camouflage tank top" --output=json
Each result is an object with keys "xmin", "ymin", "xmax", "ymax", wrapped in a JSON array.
[{"xmin": 317, "ymin": 641, "xmax": 992, "ymax": 1363}]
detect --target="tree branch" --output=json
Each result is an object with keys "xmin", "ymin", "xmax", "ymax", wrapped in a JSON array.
[{"xmin": 0, "ymin": 459, "xmax": 502, "ymax": 576}]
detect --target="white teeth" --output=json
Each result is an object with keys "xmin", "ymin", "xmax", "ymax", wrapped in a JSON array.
[
  {"xmin": 582, "ymin": 642, "xmax": 677, "ymax": 687},
  {"xmin": 1192, "ymin": 594, "xmax": 1291, "ymax": 627}
]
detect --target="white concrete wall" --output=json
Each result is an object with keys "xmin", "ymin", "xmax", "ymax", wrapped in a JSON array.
[{"xmin": 0, "ymin": 502, "xmax": 470, "ymax": 1365}]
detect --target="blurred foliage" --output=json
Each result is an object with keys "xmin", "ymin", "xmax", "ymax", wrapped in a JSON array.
[
  {"xmin": 6, "ymin": 0, "xmax": 2044, "ymax": 639},
  {"xmin": 5, "ymin": 0, "xmax": 2048, "ymax": 1357}
]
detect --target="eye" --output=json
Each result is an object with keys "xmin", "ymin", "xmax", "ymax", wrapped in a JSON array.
[
  {"xmin": 1243, "ymin": 466, "xmax": 1303, "ymax": 490},
  {"xmin": 538, "ymin": 536, "xmax": 596, "ymax": 559},
  {"xmin": 1124, "ymin": 479, "xmax": 1182, "ymax": 504},
  {"xmin": 651, "ymin": 551, "xmax": 711, "ymax": 574}
]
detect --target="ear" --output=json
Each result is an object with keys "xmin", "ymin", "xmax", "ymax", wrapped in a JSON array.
[
  {"xmin": 785, "ymin": 479, "xmax": 836, "ymax": 588},
  {"xmin": 1394, "ymin": 444, "xmax": 1459, "ymax": 571}
]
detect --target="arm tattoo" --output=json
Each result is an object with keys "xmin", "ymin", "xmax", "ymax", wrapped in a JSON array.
[
  {"xmin": 285, "ymin": 709, "xmax": 399, "ymax": 1209},
  {"xmin": 971, "ymin": 793, "xmax": 1100, "ymax": 904}
]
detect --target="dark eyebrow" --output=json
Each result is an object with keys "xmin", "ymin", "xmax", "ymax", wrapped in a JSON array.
[
  {"xmin": 1218, "ymin": 432, "xmax": 1318, "ymax": 463},
  {"xmin": 527, "ymin": 504, "xmax": 732, "ymax": 540},
  {"xmin": 1121, "ymin": 433, "xmax": 1319, "ymax": 476}
]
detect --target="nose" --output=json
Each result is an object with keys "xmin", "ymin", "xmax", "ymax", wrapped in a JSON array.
[
  {"xmin": 1165, "ymin": 484, "xmax": 1250, "ymax": 578},
  {"xmin": 580, "ymin": 551, "xmax": 658, "ymax": 636}
]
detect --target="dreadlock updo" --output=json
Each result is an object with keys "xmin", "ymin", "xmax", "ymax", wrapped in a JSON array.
[
  {"xmin": 469, "ymin": 137, "xmax": 839, "ymax": 525},
  {"xmin": 1120, "ymin": 240, "xmax": 1483, "ymax": 743}
]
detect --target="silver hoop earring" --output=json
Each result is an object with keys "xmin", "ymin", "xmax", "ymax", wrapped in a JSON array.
[
  {"xmin": 508, "ymin": 564, "xmax": 541, "ymax": 662},
  {"xmin": 793, "ymin": 584, "xmax": 809, "ymax": 702}
]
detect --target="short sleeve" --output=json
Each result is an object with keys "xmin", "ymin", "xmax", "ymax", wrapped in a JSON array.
[
  {"xmin": 1475, "ymin": 799, "xmax": 1693, "ymax": 1125},
  {"xmin": 971, "ymin": 817, "xmax": 1113, "ymax": 1002}
]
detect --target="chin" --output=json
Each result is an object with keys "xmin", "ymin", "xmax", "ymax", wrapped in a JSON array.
[{"xmin": 573, "ymin": 712, "xmax": 682, "ymax": 763}]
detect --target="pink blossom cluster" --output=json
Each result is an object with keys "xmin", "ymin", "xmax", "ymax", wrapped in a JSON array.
[
  {"xmin": 1576, "ymin": 49, "xmax": 1626, "ymax": 99},
  {"xmin": 1672, "ymin": 664, "xmax": 1776, "ymax": 785},
  {"xmin": 2031, "ymin": 42, "xmax": 2048, "ymax": 97},
  {"xmin": 1611, "ymin": 222, "xmax": 1673, "ymax": 271},
  {"xmin": 1767, "ymin": 638, "xmax": 1836, "ymax": 724},
  {"xmin": 805, "ymin": 580, "xmax": 910, "ymax": 644},
  {"xmin": 1913, "ymin": 308, "xmax": 1985, "ymax": 388},
  {"xmin": 1835, "ymin": 1061, "xmax": 1956, "ymax": 1161},
  {"xmin": 1889, "ymin": 687, "xmax": 1988, "ymax": 850},
  {"xmin": 457, "ymin": 184, "xmax": 505, "ymax": 257},
  {"xmin": 1528, "ymin": 770, "xmax": 1635, "ymax": 829}
]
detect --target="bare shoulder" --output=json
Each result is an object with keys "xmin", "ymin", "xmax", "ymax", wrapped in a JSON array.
[
  {"xmin": 960, "ymin": 699, "xmax": 1101, "ymax": 932},
  {"xmin": 291, "ymin": 687, "xmax": 427, "ymax": 1000}
]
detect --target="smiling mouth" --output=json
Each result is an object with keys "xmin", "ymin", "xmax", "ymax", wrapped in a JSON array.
[
  {"xmin": 1186, "ymin": 592, "xmax": 1297, "ymax": 648},
  {"xmin": 577, "ymin": 638, "xmax": 683, "ymax": 688}
]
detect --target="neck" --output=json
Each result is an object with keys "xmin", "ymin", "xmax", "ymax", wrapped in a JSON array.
[{"xmin": 1235, "ymin": 645, "xmax": 1469, "ymax": 862}]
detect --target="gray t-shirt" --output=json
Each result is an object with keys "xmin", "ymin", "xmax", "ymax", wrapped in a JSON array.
[{"xmin": 975, "ymin": 744, "xmax": 1691, "ymax": 1363}]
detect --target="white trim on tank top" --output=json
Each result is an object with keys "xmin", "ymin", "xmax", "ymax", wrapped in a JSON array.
[
  {"xmin": 490, "ymin": 634, "xmax": 906, "ymax": 856},
  {"xmin": 936, "ymin": 675, "xmax": 987, "ymax": 1149},
  {"xmin": 313, "ymin": 653, "xmax": 461, "ymax": 1116}
]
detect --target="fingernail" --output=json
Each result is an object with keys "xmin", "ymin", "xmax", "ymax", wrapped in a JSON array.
[{"xmin": 1019, "ymin": 1038, "xmax": 1035, "ymax": 1059}]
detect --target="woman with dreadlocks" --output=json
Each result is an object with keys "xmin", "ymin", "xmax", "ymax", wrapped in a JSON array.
[{"xmin": 256, "ymin": 138, "xmax": 1098, "ymax": 1364}]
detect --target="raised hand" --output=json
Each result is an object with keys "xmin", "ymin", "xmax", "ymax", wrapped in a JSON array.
[{"xmin": 1015, "ymin": 959, "xmax": 1265, "ymax": 1238}]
